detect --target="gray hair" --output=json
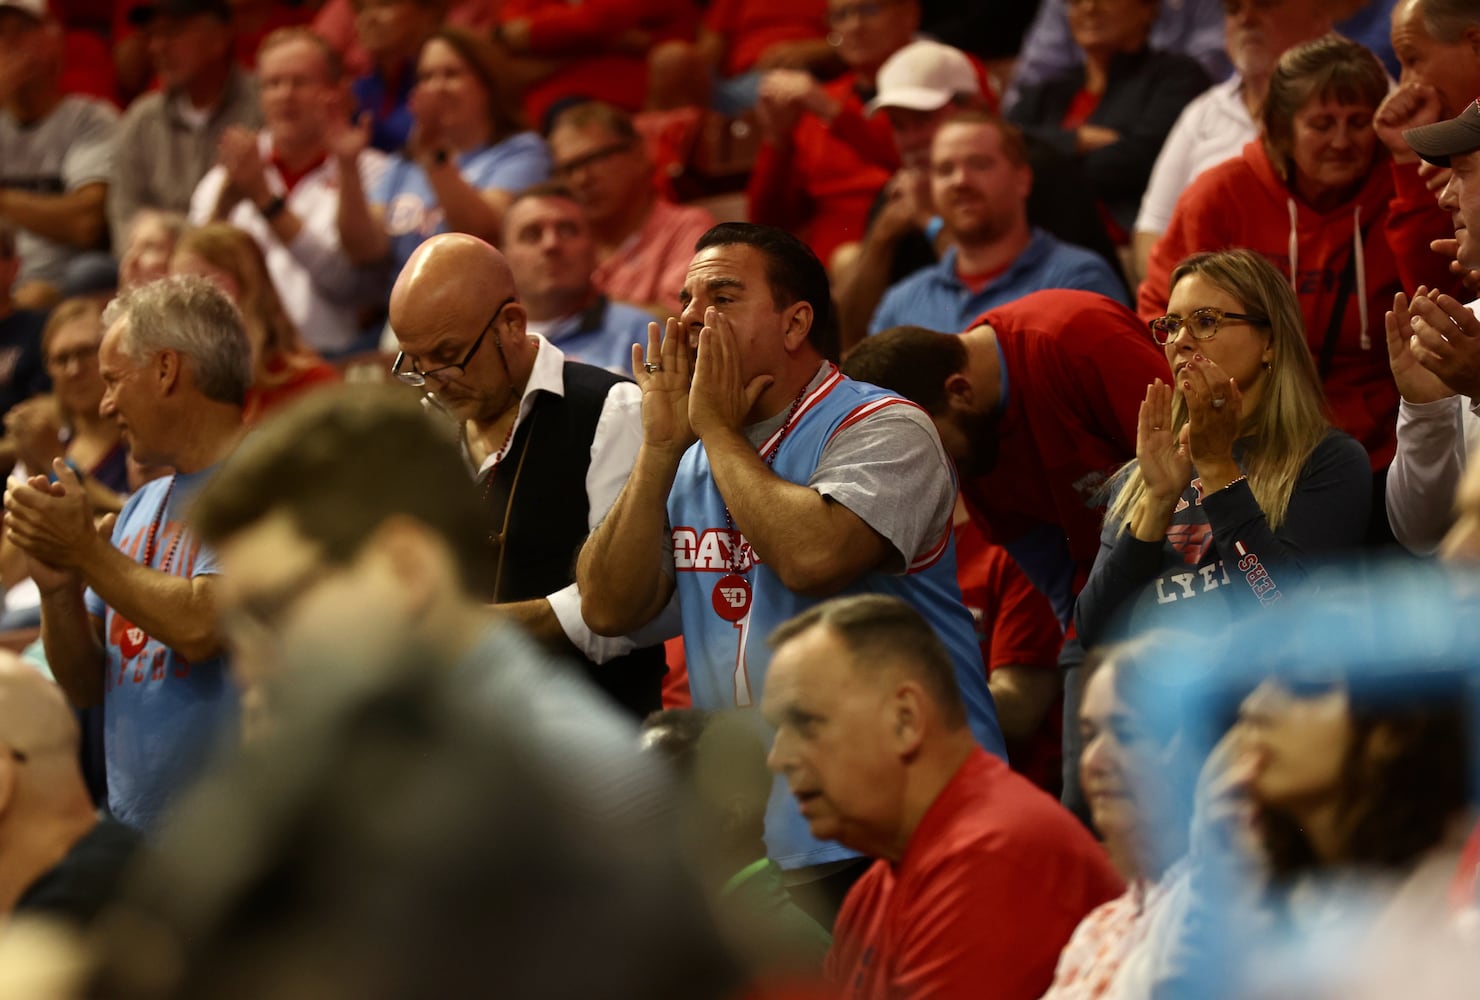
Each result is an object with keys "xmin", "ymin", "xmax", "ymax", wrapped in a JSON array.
[
  {"xmin": 1421, "ymin": 0, "xmax": 1480, "ymax": 43},
  {"xmin": 102, "ymin": 275, "xmax": 253, "ymax": 408}
]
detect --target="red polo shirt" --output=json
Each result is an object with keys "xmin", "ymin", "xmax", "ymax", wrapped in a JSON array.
[{"xmin": 827, "ymin": 748, "xmax": 1123, "ymax": 999}]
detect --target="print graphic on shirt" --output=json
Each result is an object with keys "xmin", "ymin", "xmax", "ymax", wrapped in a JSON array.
[
  {"xmin": 673, "ymin": 526, "xmax": 757, "ymax": 572},
  {"xmin": 105, "ymin": 517, "xmax": 198, "ymax": 690},
  {"xmin": 386, "ymin": 193, "xmax": 444, "ymax": 237},
  {"xmin": 107, "ymin": 612, "xmax": 192, "ymax": 689},
  {"xmin": 674, "ymin": 526, "xmax": 760, "ymax": 705},
  {"xmin": 1156, "ymin": 482, "xmax": 1286, "ymax": 607},
  {"xmin": 1166, "ymin": 523, "xmax": 1213, "ymax": 565}
]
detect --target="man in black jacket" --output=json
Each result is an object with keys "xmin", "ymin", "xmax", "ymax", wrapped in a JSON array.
[{"xmin": 382, "ymin": 233, "xmax": 666, "ymax": 717}]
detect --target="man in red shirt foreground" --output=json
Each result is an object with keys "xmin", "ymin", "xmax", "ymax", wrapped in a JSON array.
[{"xmin": 763, "ymin": 595, "xmax": 1123, "ymax": 999}]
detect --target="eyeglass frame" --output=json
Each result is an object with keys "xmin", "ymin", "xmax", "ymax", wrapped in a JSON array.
[
  {"xmin": 1148, "ymin": 307, "xmax": 1269, "ymax": 346},
  {"xmin": 550, "ymin": 140, "xmax": 638, "ymax": 180},
  {"xmin": 392, "ymin": 296, "xmax": 517, "ymax": 387}
]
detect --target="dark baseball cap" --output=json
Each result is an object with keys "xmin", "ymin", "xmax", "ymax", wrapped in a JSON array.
[
  {"xmin": 127, "ymin": 0, "xmax": 232, "ymax": 27},
  {"xmin": 1404, "ymin": 99, "xmax": 1480, "ymax": 168}
]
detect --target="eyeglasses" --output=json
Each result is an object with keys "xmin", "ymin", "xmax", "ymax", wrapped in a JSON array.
[
  {"xmin": 392, "ymin": 296, "xmax": 516, "ymax": 387},
  {"xmin": 550, "ymin": 141, "xmax": 636, "ymax": 180},
  {"xmin": 1148, "ymin": 307, "xmax": 1269, "ymax": 346},
  {"xmin": 47, "ymin": 345, "xmax": 100, "ymax": 371}
]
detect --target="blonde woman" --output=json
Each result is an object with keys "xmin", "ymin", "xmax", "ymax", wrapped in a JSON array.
[
  {"xmin": 170, "ymin": 223, "xmax": 339, "ymax": 425},
  {"xmin": 1075, "ymin": 249, "xmax": 1371, "ymax": 645}
]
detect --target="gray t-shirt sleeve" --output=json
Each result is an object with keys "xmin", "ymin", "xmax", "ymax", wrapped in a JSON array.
[
  {"xmin": 808, "ymin": 403, "xmax": 957, "ymax": 573},
  {"xmin": 61, "ymin": 100, "xmax": 117, "ymax": 190}
]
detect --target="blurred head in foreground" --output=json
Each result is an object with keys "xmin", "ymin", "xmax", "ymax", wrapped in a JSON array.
[{"xmin": 82, "ymin": 655, "xmax": 740, "ymax": 1000}]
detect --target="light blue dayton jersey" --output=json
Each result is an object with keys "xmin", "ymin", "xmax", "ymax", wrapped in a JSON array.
[{"xmin": 667, "ymin": 363, "xmax": 1006, "ymax": 869}]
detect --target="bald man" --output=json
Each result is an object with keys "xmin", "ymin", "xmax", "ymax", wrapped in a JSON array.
[
  {"xmin": 387, "ymin": 233, "xmax": 664, "ymax": 717},
  {"xmin": 0, "ymin": 655, "xmax": 139, "ymax": 925}
]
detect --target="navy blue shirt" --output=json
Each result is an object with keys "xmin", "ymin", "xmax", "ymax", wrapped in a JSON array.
[{"xmin": 352, "ymin": 62, "xmax": 415, "ymax": 154}]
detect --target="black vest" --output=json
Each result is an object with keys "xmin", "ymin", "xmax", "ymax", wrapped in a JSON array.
[{"xmin": 479, "ymin": 362, "xmax": 666, "ymax": 718}]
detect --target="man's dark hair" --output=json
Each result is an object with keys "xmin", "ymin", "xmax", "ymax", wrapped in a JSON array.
[
  {"xmin": 191, "ymin": 386, "xmax": 489, "ymax": 593},
  {"xmin": 641, "ymin": 708, "xmax": 713, "ymax": 778},
  {"xmin": 768, "ymin": 594, "xmax": 967, "ymax": 728},
  {"xmin": 839, "ymin": 325, "xmax": 966, "ymax": 414},
  {"xmin": 694, "ymin": 223, "xmax": 837, "ymax": 358}
]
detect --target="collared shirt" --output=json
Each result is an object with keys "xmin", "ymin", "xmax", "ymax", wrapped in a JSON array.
[
  {"xmin": 470, "ymin": 335, "xmax": 644, "ymax": 663},
  {"xmin": 109, "ymin": 66, "xmax": 262, "ymax": 249},
  {"xmin": 190, "ymin": 132, "xmax": 389, "ymax": 354},
  {"xmin": 869, "ymin": 228, "xmax": 1129, "ymax": 336},
  {"xmin": 527, "ymin": 296, "xmax": 655, "ymax": 375}
]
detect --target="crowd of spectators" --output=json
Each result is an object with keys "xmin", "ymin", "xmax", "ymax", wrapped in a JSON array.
[{"xmin": 0, "ymin": 0, "xmax": 1479, "ymax": 997}]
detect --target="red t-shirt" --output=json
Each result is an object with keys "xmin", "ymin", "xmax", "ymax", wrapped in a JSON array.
[
  {"xmin": 243, "ymin": 355, "xmax": 339, "ymax": 426},
  {"xmin": 963, "ymin": 291, "xmax": 1170, "ymax": 600},
  {"xmin": 703, "ymin": 0, "xmax": 828, "ymax": 77},
  {"xmin": 827, "ymin": 748, "xmax": 1123, "ymax": 999},
  {"xmin": 954, "ymin": 519, "xmax": 1064, "ymax": 794},
  {"xmin": 834, "ymin": 751, "xmax": 1118, "ymax": 999},
  {"xmin": 499, "ymin": 0, "xmax": 696, "ymax": 127}
]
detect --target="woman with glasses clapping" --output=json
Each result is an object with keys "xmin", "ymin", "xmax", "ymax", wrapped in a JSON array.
[
  {"xmin": 1074, "ymin": 249, "xmax": 1371, "ymax": 648},
  {"xmin": 1138, "ymin": 35, "xmax": 1461, "ymax": 484}
]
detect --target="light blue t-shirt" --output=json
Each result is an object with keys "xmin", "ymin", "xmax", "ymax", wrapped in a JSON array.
[
  {"xmin": 374, "ymin": 131, "xmax": 552, "ymax": 276},
  {"xmin": 85, "ymin": 469, "xmax": 237, "ymax": 830},
  {"xmin": 869, "ymin": 228, "xmax": 1128, "ymax": 335}
]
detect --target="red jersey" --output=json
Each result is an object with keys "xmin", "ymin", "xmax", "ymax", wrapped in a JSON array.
[
  {"xmin": 827, "ymin": 748, "xmax": 1124, "ymax": 999},
  {"xmin": 954, "ymin": 519, "xmax": 1064, "ymax": 794}
]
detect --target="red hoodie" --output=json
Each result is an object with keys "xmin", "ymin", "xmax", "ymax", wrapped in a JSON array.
[{"xmin": 1138, "ymin": 140, "xmax": 1459, "ymax": 469}]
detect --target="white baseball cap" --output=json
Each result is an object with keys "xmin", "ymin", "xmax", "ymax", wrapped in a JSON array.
[
  {"xmin": 0, "ymin": 0, "xmax": 48, "ymax": 20},
  {"xmin": 865, "ymin": 40, "xmax": 981, "ymax": 116}
]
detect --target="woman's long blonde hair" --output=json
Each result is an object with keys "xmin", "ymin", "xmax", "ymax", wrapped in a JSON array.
[
  {"xmin": 1109, "ymin": 249, "xmax": 1331, "ymax": 533},
  {"xmin": 174, "ymin": 223, "xmax": 318, "ymax": 387}
]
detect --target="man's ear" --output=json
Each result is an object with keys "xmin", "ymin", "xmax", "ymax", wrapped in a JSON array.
[
  {"xmin": 1464, "ymin": 25, "xmax": 1480, "ymax": 59},
  {"xmin": 1015, "ymin": 162, "xmax": 1033, "ymax": 202},
  {"xmin": 156, "ymin": 349, "xmax": 182, "ymax": 396},
  {"xmin": 368, "ymin": 516, "xmax": 447, "ymax": 616},
  {"xmin": 943, "ymin": 371, "xmax": 975, "ymax": 412},
  {"xmin": 782, "ymin": 300, "xmax": 814, "ymax": 352},
  {"xmin": 888, "ymin": 681, "xmax": 927, "ymax": 759}
]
